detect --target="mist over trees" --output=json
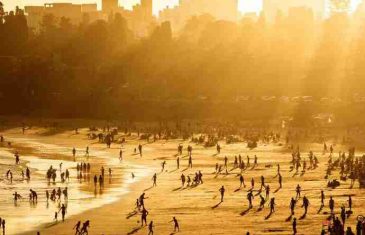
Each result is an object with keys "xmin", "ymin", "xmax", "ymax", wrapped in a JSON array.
[{"xmin": 1, "ymin": 2, "xmax": 365, "ymax": 122}]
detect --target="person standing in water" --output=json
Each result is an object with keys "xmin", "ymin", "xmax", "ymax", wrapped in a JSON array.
[{"xmin": 59, "ymin": 203, "xmax": 67, "ymax": 221}]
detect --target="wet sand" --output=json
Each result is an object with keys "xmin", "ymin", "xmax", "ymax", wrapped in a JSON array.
[{"xmin": 0, "ymin": 127, "xmax": 364, "ymax": 234}]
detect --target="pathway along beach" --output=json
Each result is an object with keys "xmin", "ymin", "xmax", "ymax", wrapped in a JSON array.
[{"xmin": 0, "ymin": 125, "xmax": 364, "ymax": 235}]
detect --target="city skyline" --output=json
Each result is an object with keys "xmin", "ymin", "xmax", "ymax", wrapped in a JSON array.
[{"xmin": 3, "ymin": 0, "xmax": 262, "ymax": 15}]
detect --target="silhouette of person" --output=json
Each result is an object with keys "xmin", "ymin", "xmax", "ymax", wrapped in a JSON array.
[
  {"xmin": 270, "ymin": 198, "xmax": 276, "ymax": 213},
  {"xmin": 290, "ymin": 197, "xmax": 296, "ymax": 215},
  {"xmin": 247, "ymin": 191, "xmax": 254, "ymax": 209},
  {"xmin": 152, "ymin": 173, "xmax": 157, "ymax": 187},
  {"xmin": 181, "ymin": 174, "xmax": 186, "ymax": 187},
  {"xmin": 329, "ymin": 196, "xmax": 335, "ymax": 214},
  {"xmin": 278, "ymin": 173, "xmax": 282, "ymax": 188},
  {"xmin": 73, "ymin": 221, "xmax": 81, "ymax": 235},
  {"xmin": 348, "ymin": 195, "xmax": 352, "ymax": 211},
  {"xmin": 240, "ymin": 174, "xmax": 245, "ymax": 188},
  {"xmin": 259, "ymin": 194, "xmax": 265, "ymax": 209},
  {"xmin": 295, "ymin": 184, "xmax": 301, "ymax": 199},
  {"xmin": 148, "ymin": 221, "xmax": 154, "ymax": 235},
  {"xmin": 59, "ymin": 204, "xmax": 67, "ymax": 221},
  {"xmin": 219, "ymin": 186, "xmax": 225, "ymax": 202},
  {"xmin": 188, "ymin": 156, "xmax": 193, "ymax": 168},
  {"xmin": 321, "ymin": 190, "xmax": 325, "ymax": 207},
  {"xmin": 171, "ymin": 217, "xmax": 179, "ymax": 232},
  {"xmin": 302, "ymin": 196, "xmax": 309, "ymax": 215},
  {"xmin": 292, "ymin": 218, "xmax": 297, "ymax": 234},
  {"xmin": 80, "ymin": 220, "xmax": 90, "ymax": 234}
]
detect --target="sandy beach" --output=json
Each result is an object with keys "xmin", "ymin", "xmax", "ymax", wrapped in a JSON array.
[{"xmin": 0, "ymin": 126, "xmax": 364, "ymax": 235}]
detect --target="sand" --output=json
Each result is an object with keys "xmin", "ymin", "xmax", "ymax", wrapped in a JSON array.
[{"xmin": 0, "ymin": 126, "xmax": 364, "ymax": 235}]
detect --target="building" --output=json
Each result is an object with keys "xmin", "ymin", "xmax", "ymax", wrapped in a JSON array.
[
  {"xmin": 159, "ymin": 0, "xmax": 239, "ymax": 31},
  {"xmin": 262, "ymin": 0, "xmax": 326, "ymax": 22},
  {"xmin": 102, "ymin": 0, "xmax": 118, "ymax": 14},
  {"xmin": 25, "ymin": 3, "xmax": 99, "ymax": 30}
]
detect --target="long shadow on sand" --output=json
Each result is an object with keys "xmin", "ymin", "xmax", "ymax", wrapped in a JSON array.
[
  {"xmin": 127, "ymin": 226, "xmax": 143, "ymax": 235},
  {"xmin": 265, "ymin": 211, "xmax": 274, "ymax": 220},
  {"xmin": 212, "ymin": 201, "xmax": 222, "ymax": 209},
  {"xmin": 172, "ymin": 187, "xmax": 183, "ymax": 192},
  {"xmin": 126, "ymin": 210, "xmax": 138, "ymax": 219},
  {"xmin": 285, "ymin": 214, "xmax": 293, "ymax": 222},
  {"xmin": 144, "ymin": 186, "xmax": 154, "ymax": 191},
  {"xmin": 240, "ymin": 207, "xmax": 251, "ymax": 216}
]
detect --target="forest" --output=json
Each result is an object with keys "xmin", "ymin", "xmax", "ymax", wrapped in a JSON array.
[{"xmin": 1, "ymin": 2, "xmax": 365, "ymax": 123}]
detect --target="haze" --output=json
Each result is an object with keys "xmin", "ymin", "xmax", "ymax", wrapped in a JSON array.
[{"xmin": 3, "ymin": 0, "xmax": 262, "ymax": 14}]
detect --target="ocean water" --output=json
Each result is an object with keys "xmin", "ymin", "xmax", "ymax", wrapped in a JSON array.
[{"xmin": 0, "ymin": 137, "xmax": 152, "ymax": 234}]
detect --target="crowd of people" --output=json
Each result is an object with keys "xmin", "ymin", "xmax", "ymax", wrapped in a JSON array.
[{"xmin": 1, "ymin": 123, "xmax": 365, "ymax": 234}]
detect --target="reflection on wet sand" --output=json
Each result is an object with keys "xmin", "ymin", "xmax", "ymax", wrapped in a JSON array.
[{"xmin": 0, "ymin": 137, "xmax": 152, "ymax": 235}]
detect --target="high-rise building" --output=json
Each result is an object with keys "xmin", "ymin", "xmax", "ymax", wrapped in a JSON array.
[
  {"xmin": 25, "ymin": 3, "xmax": 99, "ymax": 30},
  {"xmin": 141, "ymin": 0, "xmax": 153, "ymax": 18},
  {"xmin": 159, "ymin": 0, "xmax": 238, "ymax": 31},
  {"xmin": 262, "ymin": 0, "xmax": 326, "ymax": 22},
  {"xmin": 102, "ymin": 0, "xmax": 118, "ymax": 14}
]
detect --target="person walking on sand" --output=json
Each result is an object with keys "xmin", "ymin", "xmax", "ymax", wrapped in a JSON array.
[
  {"xmin": 240, "ymin": 174, "xmax": 246, "ymax": 188},
  {"xmin": 138, "ymin": 144, "xmax": 142, "ymax": 157},
  {"xmin": 295, "ymin": 184, "xmax": 301, "ymax": 199},
  {"xmin": 265, "ymin": 185, "xmax": 270, "ymax": 200},
  {"xmin": 73, "ymin": 221, "xmax": 81, "ymax": 235},
  {"xmin": 141, "ymin": 207, "xmax": 149, "ymax": 226},
  {"xmin": 292, "ymin": 218, "xmax": 297, "ymax": 234},
  {"xmin": 321, "ymin": 190, "xmax": 325, "ymax": 207},
  {"xmin": 259, "ymin": 194, "xmax": 265, "ymax": 209},
  {"xmin": 187, "ymin": 176, "xmax": 191, "ymax": 187},
  {"xmin": 177, "ymin": 157, "xmax": 180, "ymax": 169},
  {"xmin": 329, "ymin": 196, "xmax": 335, "ymax": 214},
  {"xmin": 290, "ymin": 197, "xmax": 296, "ymax": 215},
  {"xmin": 80, "ymin": 220, "xmax": 90, "ymax": 235},
  {"xmin": 148, "ymin": 221, "xmax": 154, "ymax": 235},
  {"xmin": 188, "ymin": 156, "xmax": 193, "ymax": 168},
  {"xmin": 270, "ymin": 198, "xmax": 276, "ymax": 213},
  {"xmin": 181, "ymin": 174, "xmax": 186, "ymax": 187},
  {"xmin": 139, "ymin": 193, "xmax": 147, "ymax": 208},
  {"xmin": 161, "ymin": 161, "xmax": 166, "ymax": 172},
  {"xmin": 119, "ymin": 149, "xmax": 123, "ymax": 161},
  {"xmin": 170, "ymin": 217, "xmax": 180, "ymax": 232},
  {"xmin": 247, "ymin": 191, "xmax": 254, "ymax": 209},
  {"xmin": 302, "ymin": 196, "xmax": 309, "ymax": 215},
  {"xmin": 72, "ymin": 148, "xmax": 76, "ymax": 158},
  {"xmin": 278, "ymin": 173, "xmax": 282, "ymax": 188},
  {"xmin": 152, "ymin": 173, "xmax": 157, "ymax": 187},
  {"xmin": 219, "ymin": 186, "xmax": 225, "ymax": 202}
]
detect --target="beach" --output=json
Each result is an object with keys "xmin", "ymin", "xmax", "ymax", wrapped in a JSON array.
[{"xmin": 0, "ymin": 126, "xmax": 364, "ymax": 235}]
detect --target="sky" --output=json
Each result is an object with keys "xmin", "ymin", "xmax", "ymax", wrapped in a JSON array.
[{"xmin": 1, "ymin": 0, "xmax": 362, "ymax": 15}]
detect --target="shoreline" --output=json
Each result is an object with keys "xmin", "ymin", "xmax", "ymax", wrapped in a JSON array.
[
  {"xmin": 0, "ymin": 125, "xmax": 364, "ymax": 235},
  {"xmin": 0, "ymin": 131, "xmax": 157, "ymax": 235}
]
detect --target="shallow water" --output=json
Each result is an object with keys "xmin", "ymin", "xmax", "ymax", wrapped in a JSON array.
[{"xmin": 0, "ymin": 137, "xmax": 152, "ymax": 234}]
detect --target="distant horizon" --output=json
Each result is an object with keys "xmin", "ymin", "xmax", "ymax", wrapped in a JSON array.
[{"xmin": 3, "ymin": 0, "xmax": 263, "ymax": 16}]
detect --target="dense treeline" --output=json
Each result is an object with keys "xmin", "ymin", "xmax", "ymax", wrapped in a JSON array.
[{"xmin": 1, "ymin": 2, "xmax": 365, "ymax": 122}]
